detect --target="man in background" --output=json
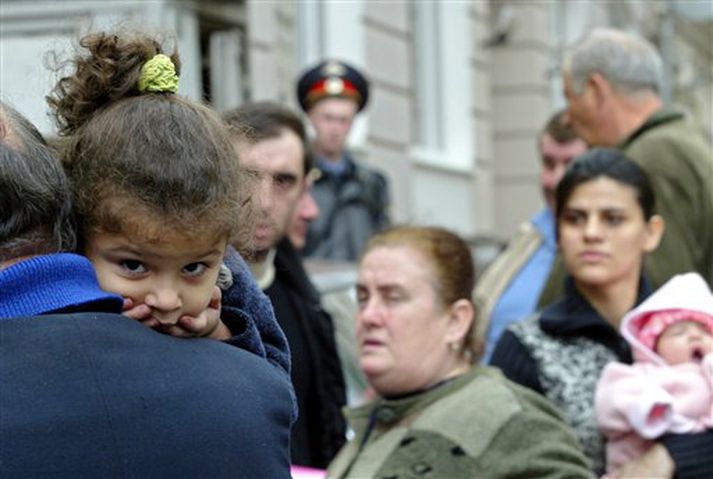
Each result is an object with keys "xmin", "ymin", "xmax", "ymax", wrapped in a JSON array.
[
  {"xmin": 538, "ymin": 28, "xmax": 713, "ymax": 307},
  {"xmin": 224, "ymin": 102, "xmax": 347, "ymax": 469},
  {"xmin": 297, "ymin": 59, "xmax": 390, "ymax": 261},
  {"xmin": 474, "ymin": 110, "xmax": 587, "ymax": 362}
]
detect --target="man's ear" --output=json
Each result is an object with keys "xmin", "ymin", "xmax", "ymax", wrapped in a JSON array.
[
  {"xmin": 644, "ymin": 214, "xmax": 665, "ymax": 253},
  {"xmin": 445, "ymin": 299, "xmax": 474, "ymax": 346},
  {"xmin": 588, "ymin": 72, "xmax": 612, "ymax": 107}
]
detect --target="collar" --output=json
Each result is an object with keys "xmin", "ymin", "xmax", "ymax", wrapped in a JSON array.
[
  {"xmin": 618, "ymin": 107, "xmax": 684, "ymax": 150},
  {"xmin": 346, "ymin": 367, "xmax": 486, "ymax": 427},
  {"xmin": 316, "ymin": 153, "xmax": 354, "ymax": 178},
  {"xmin": 0, "ymin": 253, "xmax": 123, "ymax": 319},
  {"xmin": 531, "ymin": 208, "xmax": 556, "ymax": 249},
  {"xmin": 248, "ymin": 249, "xmax": 277, "ymax": 290},
  {"xmin": 540, "ymin": 276, "xmax": 652, "ymax": 337}
]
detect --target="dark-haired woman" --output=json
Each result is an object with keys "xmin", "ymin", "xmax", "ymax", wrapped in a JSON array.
[{"xmin": 491, "ymin": 148, "xmax": 713, "ymax": 478}]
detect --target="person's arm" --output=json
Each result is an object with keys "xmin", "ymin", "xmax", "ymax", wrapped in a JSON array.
[
  {"xmin": 595, "ymin": 362, "xmax": 676, "ymax": 440},
  {"xmin": 221, "ymin": 247, "xmax": 291, "ymax": 377},
  {"xmin": 659, "ymin": 432, "xmax": 713, "ymax": 479},
  {"xmin": 489, "ymin": 329, "xmax": 544, "ymax": 394}
]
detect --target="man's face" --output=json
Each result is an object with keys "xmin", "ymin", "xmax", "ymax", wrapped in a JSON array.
[
  {"xmin": 307, "ymin": 97, "xmax": 358, "ymax": 158},
  {"xmin": 539, "ymin": 133, "xmax": 588, "ymax": 210},
  {"xmin": 563, "ymin": 71, "xmax": 603, "ymax": 146},
  {"xmin": 235, "ymin": 129, "xmax": 305, "ymax": 256}
]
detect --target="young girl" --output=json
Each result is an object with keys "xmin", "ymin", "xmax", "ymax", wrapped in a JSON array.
[
  {"xmin": 47, "ymin": 31, "xmax": 290, "ymax": 376},
  {"xmin": 596, "ymin": 272, "xmax": 713, "ymax": 475}
]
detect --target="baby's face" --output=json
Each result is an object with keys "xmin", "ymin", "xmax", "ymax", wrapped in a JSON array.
[
  {"xmin": 656, "ymin": 320, "xmax": 713, "ymax": 366},
  {"xmin": 85, "ymin": 229, "xmax": 227, "ymax": 331}
]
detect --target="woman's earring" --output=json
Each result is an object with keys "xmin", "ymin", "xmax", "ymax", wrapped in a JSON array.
[{"xmin": 448, "ymin": 342, "xmax": 460, "ymax": 352}]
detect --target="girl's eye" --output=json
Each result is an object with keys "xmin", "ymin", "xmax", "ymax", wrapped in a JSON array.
[
  {"xmin": 120, "ymin": 259, "xmax": 147, "ymax": 275},
  {"xmin": 183, "ymin": 262, "xmax": 208, "ymax": 277}
]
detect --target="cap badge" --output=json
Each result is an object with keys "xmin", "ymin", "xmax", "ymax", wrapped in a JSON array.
[{"xmin": 324, "ymin": 77, "xmax": 345, "ymax": 95}]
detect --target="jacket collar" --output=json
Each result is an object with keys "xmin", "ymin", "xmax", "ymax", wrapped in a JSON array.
[
  {"xmin": 0, "ymin": 253, "xmax": 122, "ymax": 319},
  {"xmin": 540, "ymin": 276, "xmax": 652, "ymax": 338},
  {"xmin": 618, "ymin": 107, "xmax": 684, "ymax": 150}
]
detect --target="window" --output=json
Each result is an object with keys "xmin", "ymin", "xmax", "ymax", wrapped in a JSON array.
[{"xmin": 412, "ymin": 1, "xmax": 473, "ymax": 170}]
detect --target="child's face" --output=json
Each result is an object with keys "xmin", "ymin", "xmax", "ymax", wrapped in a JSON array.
[
  {"xmin": 656, "ymin": 320, "xmax": 713, "ymax": 366},
  {"xmin": 85, "ymin": 229, "xmax": 227, "ymax": 329}
]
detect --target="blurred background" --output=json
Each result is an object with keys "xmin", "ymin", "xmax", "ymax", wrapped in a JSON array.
[{"xmin": 1, "ymin": 0, "xmax": 711, "ymax": 269}]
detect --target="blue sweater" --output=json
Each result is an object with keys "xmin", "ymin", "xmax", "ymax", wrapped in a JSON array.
[{"xmin": 0, "ymin": 253, "xmax": 122, "ymax": 318}]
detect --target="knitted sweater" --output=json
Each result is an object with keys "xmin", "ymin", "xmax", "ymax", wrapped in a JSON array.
[{"xmin": 0, "ymin": 253, "xmax": 122, "ymax": 318}]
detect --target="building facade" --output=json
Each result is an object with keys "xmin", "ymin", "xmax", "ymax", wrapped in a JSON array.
[{"xmin": 1, "ymin": 0, "xmax": 711, "ymax": 244}]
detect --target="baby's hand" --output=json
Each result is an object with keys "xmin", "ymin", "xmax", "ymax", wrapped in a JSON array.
[{"xmin": 174, "ymin": 286, "xmax": 232, "ymax": 340}]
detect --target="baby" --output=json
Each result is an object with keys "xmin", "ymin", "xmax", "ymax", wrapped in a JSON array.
[{"xmin": 595, "ymin": 273, "xmax": 713, "ymax": 474}]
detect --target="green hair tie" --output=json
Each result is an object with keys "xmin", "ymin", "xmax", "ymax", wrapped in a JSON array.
[{"xmin": 138, "ymin": 54, "xmax": 179, "ymax": 93}]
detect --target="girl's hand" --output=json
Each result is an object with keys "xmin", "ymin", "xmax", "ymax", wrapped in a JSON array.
[
  {"xmin": 175, "ymin": 287, "xmax": 232, "ymax": 340},
  {"xmin": 122, "ymin": 297, "xmax": 156, "ymax": 326}
]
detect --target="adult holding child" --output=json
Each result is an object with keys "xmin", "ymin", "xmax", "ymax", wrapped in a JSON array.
[
  {"xmin": 491, "ymin": 148, "xmax": 713, "ymax": 477},
  {"xmin": 327, "ymin": 226, "xmax": 592, "ymax": 479},
  {"xmin": 0, "ymin": 102, "xmax": 292, "ymax": 477}
]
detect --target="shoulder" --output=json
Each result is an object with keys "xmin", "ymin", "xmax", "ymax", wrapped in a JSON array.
[
  {"xmin": 351, "ymin": 158, "xmax": 388, "ymax": 188},
  {"xmin": 625, "ymin": 111, "xmax": 710, "ymax": 171},
  {"xmin": 406, "ymin": 370, "xmax": 591, "ymax": 477},
  {"xmin": 1, "ymin": 313, "xmax": 293, "ymax": 477}
]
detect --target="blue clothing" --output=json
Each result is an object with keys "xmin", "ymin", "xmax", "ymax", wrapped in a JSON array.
[
  {"xmin": 317, "ymin": 154, "xmax": 349, "ymax": 176},
  {"xmin": 0, "ymin": 253, "xmax": 122, "ymax": 318},
  {"xmin": 222, "ymin": 246, "xmax": 297, "ymax": 424},
  {"xmin": 483, "ymin": 209, "xmax": 556, "ymax": 362},
  {"xmin": 0, "ymin": 253, "xmax": 293, "ymax": 477},
  {"xmin": 221, "ymin": 246, "xmax": 291, "ymax": 377}
]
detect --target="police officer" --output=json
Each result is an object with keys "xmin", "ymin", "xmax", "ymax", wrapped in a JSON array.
[{"xmin": 297, "ymin": 60, "xmax": 390, "ymax": 261}]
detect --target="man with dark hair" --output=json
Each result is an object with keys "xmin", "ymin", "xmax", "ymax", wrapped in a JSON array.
[
  {"xmin": 224, "ymin": 102, "xmax": 347, "ymax": 469},
  {"xmin": 296, "ymin": 59, "xmax": 390, "ymax": 261},
  {"xmin": 0, "ymin": 104, "xmax": 293, "ymax": 478},
  {"xmin": 474, "ymin": 110, "xmax": 587, "ymax": 362}
]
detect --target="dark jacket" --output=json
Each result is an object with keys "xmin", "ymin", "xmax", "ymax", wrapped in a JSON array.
[
  {"xmin": 305, "ymin": 153, "xmax": 389, "ymax": 261},
  {"xmin": 268, "ymin": 238, "xmax": 347, "ymax": 468},
  {"xmin": 0, "ymin": 254, "xmax": 293, "ymax": 478},
  {"xmin": 491, "ymin": 277, "xmax": 713, "ymax": 478}
]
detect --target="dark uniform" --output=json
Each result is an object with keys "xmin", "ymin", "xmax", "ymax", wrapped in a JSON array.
[{"xmin": 297, "ymin": 60, "xmax": 390, "ymax": 261}]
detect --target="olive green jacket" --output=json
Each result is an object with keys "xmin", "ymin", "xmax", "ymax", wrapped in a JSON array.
[
  {"xmin": 539, "ymin": 108, "xmax": 713, "ymax": 308},
  {"xmin": 327, "ymin": 367, "xmax": 593, "ymax": 479}
]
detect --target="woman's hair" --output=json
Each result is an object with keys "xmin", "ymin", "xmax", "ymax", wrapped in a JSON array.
[
  {"xmin": 362, "ymin": 226, "xmax": 480, "ymax": 362},
  {"xmin": 555, "ymin": 148, "xmax": 656, "ymax": 222},
  {"xmin": 47, "ymin": 31, "xmax": 250, "ymax": 249}
]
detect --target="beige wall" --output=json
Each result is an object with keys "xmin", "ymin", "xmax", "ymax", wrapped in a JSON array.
[{"xmin": 489, "ymin": 1, "xmax": 552, "ymax": 239}]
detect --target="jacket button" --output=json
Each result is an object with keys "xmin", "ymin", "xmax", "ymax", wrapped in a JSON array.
[
  {"xmin": 412, "ymin": 462, "xmax": 432, "ymax": 475},
  {"xmin": 376, "ymin": 407, "xmax": 396, "ymax": 423}
]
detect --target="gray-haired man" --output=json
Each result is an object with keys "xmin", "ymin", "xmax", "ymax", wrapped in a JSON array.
[{"xmin": 540, "ymin": 28, "xmax": 713, "ymax": 307}]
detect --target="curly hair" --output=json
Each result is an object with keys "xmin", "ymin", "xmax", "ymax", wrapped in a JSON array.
[{"xmin": 47, "ymin": 31, "xmax": 253, "ymax": 250}]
